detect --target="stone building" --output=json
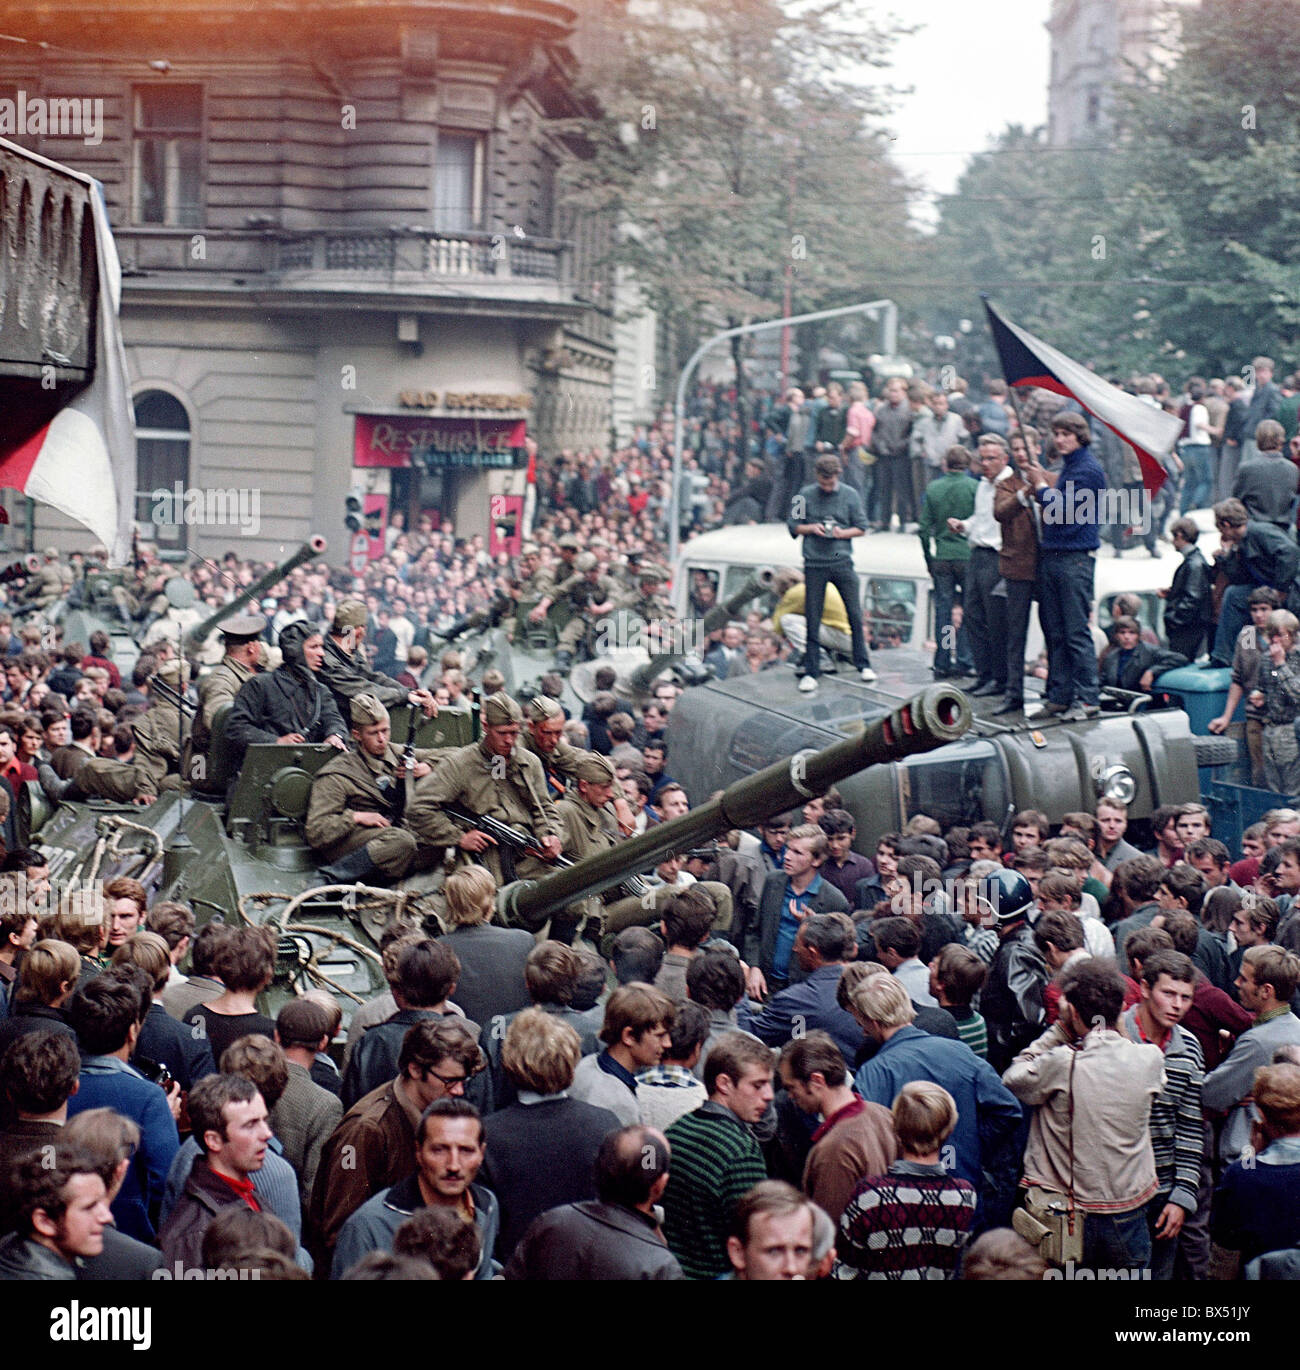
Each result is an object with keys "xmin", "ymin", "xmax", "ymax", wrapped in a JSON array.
[{"xmin": 0, "ymin": 0, "xmax": 622, "ymax": 560}]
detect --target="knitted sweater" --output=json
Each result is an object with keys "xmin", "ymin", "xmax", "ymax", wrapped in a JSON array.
[
  {"xmin": 834, "ymin": 1161, "xmax": 976, "ymax": 1280},
  {"xmin": 662, "ymin": 1103, "xmax": 767, "ymax": 1281}
]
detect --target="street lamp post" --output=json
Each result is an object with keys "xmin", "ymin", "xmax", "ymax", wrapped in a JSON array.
[{"xmin": 668, "ymin": 299, "xmax": 896, "ymax": 565}]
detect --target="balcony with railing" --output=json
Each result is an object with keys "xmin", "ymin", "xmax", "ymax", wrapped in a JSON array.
[{"xmin": 115, "ymin": 225, "xmax": 575, "ymax": 308}]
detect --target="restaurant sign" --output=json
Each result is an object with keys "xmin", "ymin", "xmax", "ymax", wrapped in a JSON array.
[{"xmin": 353, "ymin": 414, "xmax": 526, "ymax": 470}]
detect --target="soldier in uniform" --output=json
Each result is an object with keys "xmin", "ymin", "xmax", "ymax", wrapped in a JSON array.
[
  {"xmin": 549, "ymin": 553, "xmax": 620, "ymax": 672},
  {"xmin": 526, "ymin": 534, "xmax": 580, "ymax": 633},
  {"xmin": 305, "ymin": 693, "xmax": 444, "ymax": 886},
  {"xmin": 618, "ymin": 565, "xmax": 677, "ymax": 637},
  {"xmin": 67, "ymin": 723, "xmax": 155, "ymax": 805},
  {"xmin": 508, "ymin": 543, "xmax": 554, "ymax": 640},
  {"xmin": 225, "ymin": 621, "xmax": 347, "ymax": 768},
  {"xmin": 186, "ymin": 612, "xmax": 265, "ymax": 779},
  {"xmin": 406, "ymin": 692, "xmax": 562, "ymax": 929},
  {"xmin": 552, "ymin": 751, "xmax": 625, "ymax": 945},
  {"xmin": 320, "ymin": 600, "xmax": 436, "ymax": 723},
  {"xmin": 16, "ymin": 548, "xmax": 66, "ymax": 611},
  {"xmin": 522, "ymin": 695, "xmax": 636, "ymax": 835},
  {"xmin": 133, "ymin": 658, "xmax": 190, "ymax": 797}
]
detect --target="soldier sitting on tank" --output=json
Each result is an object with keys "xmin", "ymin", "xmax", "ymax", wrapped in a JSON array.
[
  {"xmin": 320, "ymin": 600, "xmax": 437, "ymax": 725},
  {"xmin": 546, "ymin": 553, "xmax": 621, "ymax": 674},
  {"xmin": 13, "ymin": 547, "xmax": 66, "ymax": 613},
  {"xmin": 525, "ymin": 533, "xmax": 580, "ymax": 636},
  {"xmin": 523, "ymin": 695, "xmax": 636, "ymax": 836},
  {"xmin": 406, "ymin": 692, "xmax": 562, "ymax": 930},
  {"xmin": 617, "ymin": 565, "xmax": 677, "ymax": 637},
  {"xmin": 186, "ymin": 612, "xmax": 266, "ymax": 779},
  {"xmin": 133, "ymin": 658, "xmax": 191, "ymax": 798},
  {"xmin": 306, "ymin": 693, "xmax": 445, "ymax": 887},
  {"xmin": 56, "ymin": 722, "xmax": 156, "ymax": 805},
  {"xmin": 225, "ymin": 621, "xmax": 347, "ymax": 769},
  {"xmin": 548, "ymin": 751, "xmax": 627, "ymax": 946},
  {"xmin": 508, "ymin": 542, "xmax": 554, "ymax": 640}
]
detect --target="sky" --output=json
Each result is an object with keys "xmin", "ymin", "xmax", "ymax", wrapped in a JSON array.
[{"xmin": 875, "ymin": 0, "xmax": 1051, "ymax": 218}]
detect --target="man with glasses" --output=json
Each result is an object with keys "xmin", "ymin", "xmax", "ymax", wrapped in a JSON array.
[
  {"xmin": 332, "ymin": 1098, "xmax": 498, "ymax": 1280},
  {"xmin": 309, "ymin": 1017, "xmax": 484, "ymax": 1262}
]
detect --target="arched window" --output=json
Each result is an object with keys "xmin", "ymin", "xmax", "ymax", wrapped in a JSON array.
[{"xmin": 134, "ymin": 390, "xmax": 191, "ymax": 549}]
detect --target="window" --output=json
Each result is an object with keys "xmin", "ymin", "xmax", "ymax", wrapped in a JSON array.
[
  {"xmin": 863, "ymin": 577, "xmax": 917, "ymax": 648},
  {"xmin": 899, "ymin": 741, "xmax": 1008, "ymax": 833},
  {"xmin": 132, "ymin": 85, "xmax": 202, "ymax": 227},
  {"xmin": 134, "ymin": 390, "xmax": 191, "ymax": 550},
  {"xmin": 433, "ymin": 132, "xmax": 482, "ymax": 233}
]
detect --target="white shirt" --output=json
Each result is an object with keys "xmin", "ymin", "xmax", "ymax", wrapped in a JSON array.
[
  {"xmin": 1187, "ymin": 402, "xmax": 1211, "ymax": 445},
  {"xmin": 967, "ymin": 465, "xmax": 1012, "ymax": 550}
]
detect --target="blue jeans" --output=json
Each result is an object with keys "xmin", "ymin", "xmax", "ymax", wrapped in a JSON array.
[
  {"xmin": 1179, "ymin": 444, "xmax": 1213, "ymax": 513},
  {"xmin": 1037, "ymin": 550, "xmax": 1099, "ymax": 707},
  {"xmin": 804, "ymin": 559, "xmax": 871, "ymax": 678},
  {"xmin": 1210, "ymin": 583, "xmax": 1252, "ymax": 667},
  {"xmin": 1084, "ymin": 1205, "xmax": 1152, "ymax": 1272},
  {"xmin": 931, "ymin": 560, "xmax": 973, "ymax": 673}
]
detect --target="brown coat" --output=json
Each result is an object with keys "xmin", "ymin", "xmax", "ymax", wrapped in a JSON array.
[
  {"xmin": 992, "ymin": 471, "xmax": 1039, "ymax": 582},
  {"xmin": 308, "ymin": 1077, "xmax": 418, "ymax": 1256}
]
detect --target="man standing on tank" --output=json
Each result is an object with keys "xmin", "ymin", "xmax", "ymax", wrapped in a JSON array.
[{"xmin": 788, "ymin": 454, "xmax": 876, "ymax": 694}]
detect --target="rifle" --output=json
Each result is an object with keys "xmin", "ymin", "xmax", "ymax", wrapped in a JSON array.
[
  {"xmin": 442, "ymin": 800, "xmax": 649, "ymax": 899},
  {"xmin": 390, "ymin": 700, "xmax": 421, "ymax": 825}
]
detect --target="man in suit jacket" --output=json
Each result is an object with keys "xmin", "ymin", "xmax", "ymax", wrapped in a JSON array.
[
  {"xmin": 750, "ymin": 914, "xmax": 864, "ymax": 1062},
  {"xmin": 743, "ymin": 824, "xmax": 849, "ymax": 1000},
  {"xmin": 437, "ymin": 868, "xmax": 534, "ymax": 1026}
]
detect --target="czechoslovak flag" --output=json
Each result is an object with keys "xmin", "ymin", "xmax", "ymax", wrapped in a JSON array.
[
  {"xmin": 0, "ymin": 145, "xmax": 134, "ymax": 563},
  {"xmin": 983, "ymin": 297, "xmax": 1182, "ymax": 495}
]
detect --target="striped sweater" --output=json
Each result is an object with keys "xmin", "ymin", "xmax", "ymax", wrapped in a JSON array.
[
  {"xmin": 662, "ymin": 1103, "xmax": 767, "ymax": 1280},
  {"xmin": 834, "ymin": 1162, "xmax": 977, "ymax": 1280},
  {"xmin": 1121, "ymin": 1006, "xmax": 1204, "ymax": 1213}
]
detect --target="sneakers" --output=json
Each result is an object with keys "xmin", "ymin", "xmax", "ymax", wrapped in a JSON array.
[
  {"xmin": 859, "ymin": 667, "xmax": 877, "ymax": 683},
  {"xmin": 798, "ymin": 675, "xmax": 818, "ymax": 693},
  {"xmin": 1062, "ymin": 703, "xmax": 1100, "ymax": 722},
  {"xmin": 1036, "ymin": 700, "xmax": 1070, "ymax": 716}
]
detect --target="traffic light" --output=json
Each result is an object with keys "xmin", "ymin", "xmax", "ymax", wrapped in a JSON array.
[{"xmin": 344, "ymin": 492, "xmax": 363, "ymax": 532}]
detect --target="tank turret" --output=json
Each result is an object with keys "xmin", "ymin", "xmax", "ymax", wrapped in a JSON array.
[{"xmin": 500, "ymin": 684, "xmax": 971, "ymax": 926}]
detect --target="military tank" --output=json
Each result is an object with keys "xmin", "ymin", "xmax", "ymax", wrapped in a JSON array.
[{"xmin": 27, "ymin": 684, "xmax": 970, "ymax": 1026}]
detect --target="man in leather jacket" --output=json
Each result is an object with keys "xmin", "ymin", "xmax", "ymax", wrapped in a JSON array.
[
  {"xmin": 979, "ymin": 868, "xmax": 1047, "ymax": 1073},
  {"xmin": 1162, "ymin": 518, "xmax": 1215, "ymax": 661},
  {"xmin": 226, "ymin": 621, "xmax": 347, "ymax": 769}
]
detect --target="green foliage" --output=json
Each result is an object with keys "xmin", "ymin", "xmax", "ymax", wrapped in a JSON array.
[{"xmin": 926, "ymin": 0, "xmax": 1300, "ymax": 383}]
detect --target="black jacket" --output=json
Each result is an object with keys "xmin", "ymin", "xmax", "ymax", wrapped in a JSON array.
[
  {"xmin": 1099, "ymin": 642, "xmax": 1188, "ymax": 691},
  {"xmin": 1221, "ymin": 521, "xmax": 1300, "ymax": 592},
  {"xmin": 481, "ymin": 1095, "xmax": 622, "ymax": 1261},
  {"xmin": 982, "ymin": 922, "xmax": 1047, "ymax": 1073},
  {"xmin": 503, "ymin": 1201, "xmax": 684, "ymax": 1281},
  {"xmin": 158, "ymin": 1157, "xmax": 249, "ymax": 1272},
  {"xmin": 134, "ymin": 1001, "xmax": 216, "ymax": 1092},
  {"xmin": 226, "ymin": 665, "xmax": 346, "ymax": 759},
  {"xmin": 1164, "ymin": 548, "xmax": 1215, "ymax": 630}
]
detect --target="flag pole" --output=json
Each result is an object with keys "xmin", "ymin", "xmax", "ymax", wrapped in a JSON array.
[{"xmin": 981, "ymin": 294, "xmax": 1044, "ymax": 472}]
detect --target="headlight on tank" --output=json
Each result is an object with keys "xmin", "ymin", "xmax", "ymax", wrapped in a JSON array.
[{"xmin": 1097, "ymin": 764, "xmax": 1137, "ymax": 806}]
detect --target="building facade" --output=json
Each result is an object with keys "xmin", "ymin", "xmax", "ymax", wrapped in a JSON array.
[
  {"xmin": 0, "ymin": 0, "xmax": 625, "ymax": 560},
  {"xmin": 1046, "ymin": 0, "xmax": 1191, "ymax": 147}
]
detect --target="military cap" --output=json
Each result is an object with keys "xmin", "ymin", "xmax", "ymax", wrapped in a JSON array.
[
  {"xmin": 43, "ymin": 546, "xmax": 58, "ymax": 559},
  {"xmin": 521, "ymin": 542, "xmax": 540, "ymax": 557},
  {"xmin": 575, "ymin": 752, "xmax": 616, "ymax": 784},
  {"xmin": 557, "ymin": 535, "xmax": 580, "ymax": 552},
  {"xmin": 219, "ymin": 612, "xmax": 267, "ymax": 642},
  {"xmin": 637, "ymin": 566, "xmax": 666, "ymax": 585},
  {"xmin": 482, "ymin": 693, "xmax": 524, "ymax": 725},
  {"xmin": 154, "ymin": 658, "xmax": 183, "ymax": 684},
  {"xmin": 350, "ymin": 692, "xmax": 390, "ymax": 727},
  {"xmin": 575, "ymin": 552, "xmax": 598, "ymax": 573},
  {"xmin": 332, "ymin": 600, "xmax": 369, "ymax": 632},
  {"xmin": 526, "ymin": 695, "xmax": 564, "ymax": 722}
]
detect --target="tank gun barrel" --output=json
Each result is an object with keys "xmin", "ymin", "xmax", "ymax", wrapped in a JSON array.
[
  {"xmin": 501, "ymin": 684, "xmax": 971, "ymax": 926},
  {"xmin": 183, "ymin": 536, "xmax": 327, "ymax": 653}
]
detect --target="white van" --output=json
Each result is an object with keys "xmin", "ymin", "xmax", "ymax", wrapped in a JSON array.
[{"xmin": 672, "ymin": 514, "xmax": 1221, "ymax": 660}]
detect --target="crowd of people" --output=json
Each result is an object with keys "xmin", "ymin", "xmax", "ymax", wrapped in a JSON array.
[{"xmin": 3, "ymin": 778, "xmax": 1300, "ymax": 1281}]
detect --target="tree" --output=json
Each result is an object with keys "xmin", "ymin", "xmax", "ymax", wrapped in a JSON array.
[{"xmin": 556, "ymin": 0, "xmax": 919, "ymax": 413}]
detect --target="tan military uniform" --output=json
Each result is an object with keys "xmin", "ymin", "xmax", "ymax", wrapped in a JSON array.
[
  {"xmin": 24, "ymin": 562, "xmax": 65, "ymax": 610},
  {"xmin": 555, "ymin": 791, "xmax": 622, "ymax": 930},
  {"xmin": 555, "ymin": 572, "xmax": 620, "ymax": 654},
  {"xmin": 407, "ymin": 739, "xmax": 561, "ymax": 926},
  {"xmin": 70, "ymin": 756, "xmax": 149, "ymax": 802},
  {"xmin": 133, "ymin": 701, "xmax": 188, "ymax": 797},
  {"xmin": 618, "ymin": 589, "xmax": 676, "ymax": 624},
  {"xmin": 305, "ymin": 741, "xmax": 444, "ymax": 878},
  {"xmin": 522, "ymin": 731, "xmax": 631, "ymax": 811},
  {"xmin": 190, "ymin": 655, "xmax": 255, "ymax": 760}
]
